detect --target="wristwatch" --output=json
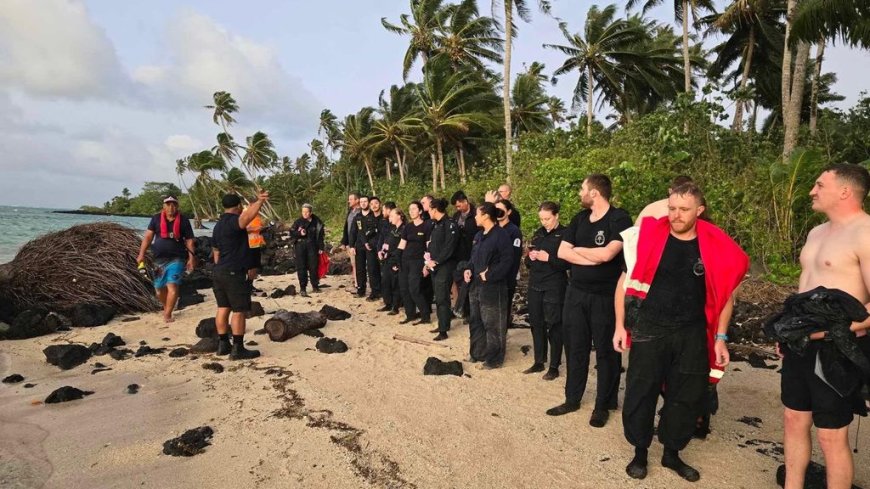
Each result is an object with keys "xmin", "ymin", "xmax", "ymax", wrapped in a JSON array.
[{"xmin": 715, "ymin": 333, "xmax": 728, "ymax": 342}]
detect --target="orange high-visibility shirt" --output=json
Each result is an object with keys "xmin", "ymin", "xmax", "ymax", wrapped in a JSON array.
[{"xmin": 247, "ymin": 215, "xmax": 266, "ymax": 248}]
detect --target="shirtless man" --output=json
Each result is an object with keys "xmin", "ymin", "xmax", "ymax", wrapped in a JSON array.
[
  {"xmin": 635, "ymin": 175, "xmax": 694, "ymax": 223},
  {"xmin": 782, "ymin": 163, "xmax": 870, "ymax": 489}
]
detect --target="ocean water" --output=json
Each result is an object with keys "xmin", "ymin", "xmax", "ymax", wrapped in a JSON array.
[{"xmin": 0, "ymin": 206, "xmax": 154, "ymax": 264}]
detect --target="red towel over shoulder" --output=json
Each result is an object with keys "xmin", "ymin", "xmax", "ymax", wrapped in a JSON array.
[{"xmin": 625, "ymin": 216, "xmax": 749, "ymax": 383}]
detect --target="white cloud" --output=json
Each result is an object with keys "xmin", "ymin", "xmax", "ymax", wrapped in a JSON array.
[
  {"xmin": 0, "ymin": 0, "xmax": 125, "ymax": 99},
  {"xmin": 164, "ymin": 134, "xmax": 203, "ymax": 153},
  {"xmin": 135, "ymin": 10, "xmax": 320, "ymax": 135}
]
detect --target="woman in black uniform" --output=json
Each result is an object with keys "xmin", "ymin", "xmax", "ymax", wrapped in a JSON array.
[
  {"xmin": 463, "ymin": 203, "xmax": 512, "ymax": 369},
  {"xmin": 398, "ymin": 201, "xmax": 432, "ymax": 325},
  {"xmin": 379, "ymin": 207, "xmax": 406, "ymax": 315}
]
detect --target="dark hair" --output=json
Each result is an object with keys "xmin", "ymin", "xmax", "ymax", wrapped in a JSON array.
[
  {"xmin": 450, "ymin": 190, "xmax": 468, "ymax": 205},
  {"xmin": 670, "ymin": 183, "xmax": 705, "ymax": 206},
  {"xmin": 431, "ymin": 198, "xmax": 449, "ymax": 213},
  {"xmin": 478, "ymin": 202, "xmax": 503, "ymax": 222},
  {"xmin": 391, "ymin": 208, "xmax": 406, "ymax": 223},
  {"xmin": 369, "ymin": 196, "xmax": 381, "ymax": 203},
  {"xmin": 383, "ymin": 201, "xmax": 396, "ymax": 211},
  {"xmin": 496, "ymin": 199, "xmax": 514, "ymax": 215},
  {"xmin": 221, "ymin": 194, "xmax": 242, "ymax": 209},
  {"xmin": 824, "ymin": 163, "xmax": 870, "ymax": 201},
  {"xmin": 539, "ymin": 201, "xmax": 560, "ymax": 215},
  {"xmin": 585, "ymin": 174, "xmax": 612, "ymax": 201},
  {"xmin": 359, "ymin": 195, "xmax": 370, "ymax": 201},
  {"xmin": 670, "ymin": 175, "xmax": 694, "ymax": 190},
  {"xmin": 409, "ymin": 200, "xmax": 423, "ymax": 214}
]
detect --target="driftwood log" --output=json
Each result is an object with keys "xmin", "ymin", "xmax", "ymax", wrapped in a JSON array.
[{"xmin": 263, "ymin": 310, "xmax": 327, "ymax": 342}]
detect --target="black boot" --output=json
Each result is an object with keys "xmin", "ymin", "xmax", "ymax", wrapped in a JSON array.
[
  {"xmin": 662, "ymin": 448, "xmax": 700, "ymax": 482},
  {"xmin": 626, "ymin": 447, "xmax": 648, "ymax": 479},
  {"xmin": 216, "ymin": 334, "xmax": 231, "ymax": 356},
  {"xmin": 229, "ymin": 335, "xmax": 260, "ymax": 360},
  {"xmin": 545, "ymin": 402, "xmax": 580, "ymax": 416}
]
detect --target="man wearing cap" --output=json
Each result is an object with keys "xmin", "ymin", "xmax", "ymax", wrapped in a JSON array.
[
  {"xmin": 212, "ymin": 191, "xmax": 269, "ymax": 360},
  {"xmin": 137, "ymin": 195, "xmax": 196, "ymax": 323}
]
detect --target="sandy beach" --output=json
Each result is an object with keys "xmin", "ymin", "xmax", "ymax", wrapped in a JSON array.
[{"xmin": 2, "ymin": 272, "xmax": 868, "ymax": 489}]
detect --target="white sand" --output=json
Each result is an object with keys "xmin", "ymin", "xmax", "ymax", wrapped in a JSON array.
[{"xmin": 1, "ymin": 273, "xmax": 868, "ymax": 488}]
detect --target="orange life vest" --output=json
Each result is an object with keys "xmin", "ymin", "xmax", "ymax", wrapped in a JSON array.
[{"xmin": 247, "ymin": 215, "xmax": 266, "ymax": 248}]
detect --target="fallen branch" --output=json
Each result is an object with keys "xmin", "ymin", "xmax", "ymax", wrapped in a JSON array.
[{"xmin": 392, "ymin": 334, "xmax": 450, "ymax": 348}]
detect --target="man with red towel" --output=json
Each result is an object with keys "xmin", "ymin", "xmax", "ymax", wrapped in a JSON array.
[
  {"xmin": 137, "ymin": 196, "xmax": 196, "ymax": 323},
  {"xmin": 613, "ymin": 183, "xmax": 748, "ymax": 482}
]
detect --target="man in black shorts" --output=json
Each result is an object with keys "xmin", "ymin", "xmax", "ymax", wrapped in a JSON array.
[
  {"xmin": 212, "ymin": 191, "xmax": 269, "ymax": 360},
  {"xmin": 779, "ymin": 164, "xmax": 870, "ymax": 489},
  {"xmin": 547, "ymin": 174, "xmax": 631, "ymax": 428}
]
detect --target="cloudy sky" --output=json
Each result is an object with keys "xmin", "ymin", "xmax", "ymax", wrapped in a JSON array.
[{"xmin": 1, "ymin": 0, "xmax": 867, "ymax": 209}]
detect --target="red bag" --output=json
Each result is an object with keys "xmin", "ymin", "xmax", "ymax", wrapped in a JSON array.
[{"xmin": 318, "ymin": 252, "xmax": 330, "ymax": 279}]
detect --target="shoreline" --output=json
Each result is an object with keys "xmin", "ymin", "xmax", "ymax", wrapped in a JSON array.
[
  {"xmin": 1, "ymin": 273, "xmax": 867, "ymax": 488},
  {"xmin": 52, "ymin": 210, "xmax": 155, "ymax": 218}
]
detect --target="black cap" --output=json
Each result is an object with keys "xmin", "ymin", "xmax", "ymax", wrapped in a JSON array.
[{"xmin": 222, "ymin": 194, "xmax": 242, "ymax": 209}]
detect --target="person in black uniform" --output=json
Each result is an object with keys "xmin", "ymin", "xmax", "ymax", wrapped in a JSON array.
[
  {"xmin": 348, "ymin": 196, "xmax": 381, "ymax": 300},
  {"xmin": 485, "ymin": 184, "xmax": 521, "ymax": 228},
  {"xmin": 425, "ymin": 198, "xmax": 459, "ymax": 341},
  {"xmin": 495, "ymin": 200, "xmax": 522, "ymax": 327},
  {"xmin": 211, "ymin": 192, "xmax": 268, "ymax": 360},
  {"xmin": 377, "ymin": 203, "xmax": 403, "ymax": 313},
  {"xmin": 289, "ymin": 204, "xmax": 325, "ymax": 297},
  {"xmin": 546, "ymin": 174, "xmax": 632, "ymax": 429},
  {"xmin": 524, "ymin": 201, "xmax": 569, "ymax": 380},
  {"xmin": 398, "ymin": 201, "xmax": 432, "ymax": 324},
  {"xmin": 451, "ymin": 191, "xmax": 478, "ymax": 317},
  {"xmin": 340, "ymin": 193, "xmax": 361, "ymax": 292},
  {"xmin": 463, "ymin": 203, "xmax": 512, "ymax": 369}
]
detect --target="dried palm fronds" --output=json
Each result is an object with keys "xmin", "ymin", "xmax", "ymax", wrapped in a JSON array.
[{"xmin": 0, "ymin": 222, "xmax": 158, "ymax": 314}]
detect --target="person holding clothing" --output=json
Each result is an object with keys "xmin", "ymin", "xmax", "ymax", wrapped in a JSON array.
[
  {"xmin": 398, "ymin": 201, "xmax": 433, "ymax": 325},
  {"xmin": 464, "ymin": 203, "xmax": 512, "ymax": 369},
  {"xmin": 289, "ymin": 203, "xmax": 325, "ymax": 297},
  {"xmin": 379, "ymin": 207, "xmax": 406, "ymax": 315},
  {"xmin": 425, "ymin": 198, "xmax": 459, "ymax": 341},
  {"xmin": 211, "ymin": 191, "xmax": 269, "ymax": 360},
  {"xmin": 524, "ymin": 201, "xmax": 569, "ymax": 380}
]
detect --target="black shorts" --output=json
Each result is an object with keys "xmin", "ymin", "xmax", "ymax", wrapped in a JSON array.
[
  {"xmin": 781, "ymin": 343, "xmax": 854, "ymax": 429},
  {"xmin": 213, "ymin": 269, "xmax": 252, "ymax": 313},
  {"xmin": 247, "ymin": 247, "xmax": 263, "ymax": 270}
]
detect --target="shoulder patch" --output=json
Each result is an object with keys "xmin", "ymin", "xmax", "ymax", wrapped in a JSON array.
[{"xmin": 513, "ymin": 238, "xmax": 521, "ymax": 247}]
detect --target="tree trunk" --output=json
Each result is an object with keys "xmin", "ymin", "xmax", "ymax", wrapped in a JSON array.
[
  {"xmin": 809, "ymin": 38, "xmax": 825, "ymax": 136},
  {"xmin": 587, "ymin": 64, "xmax": 594, "ymax": 137},
  {"xmin": 264, "ymin": 311, "xmax": 327, "ymax": 342},
  {"xmin": 783, "ymin": 41, "xmax": 811, "ymax": 161},
  {"xmin": 431, "ymin": 153, "xmax": 437, "ymax": 193},
  {"xmin": 682, "ymin": 0, "xmax": 691, "ymax": 94},
  {"xmin": 394, "ymin": 145, "xmax": 406, "ymax": 185},
  {"xmin": 436, "ymin": 138, "xmax": 446, "ymax": 190},
  {"xmin": 732, "ymin": 24, "xmax": 755, "ymax": 132},
  {"xmin": 385, "ymin": 157, "xmax": 392, "ymax": 181},
  {"xmin": 749, "ymin": 99, "xmax": 759, "ymax": 141},
  {"xmin": 781, "ymin": 0, "xmax": 797, "ymax": 131},
  {"xmin": 503, "ymin": 3, "xmax": 514, "ymax": 183},
  {"xmin": 363, "ymin": 156, "xmax": 376, "ymax": 195},
  {"xmin": 457, "ymin": 144, "xmax": 467, "ymax": 184}
]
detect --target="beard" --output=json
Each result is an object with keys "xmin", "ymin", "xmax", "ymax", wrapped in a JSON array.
[{"xmin": 580, "ymin": 196, "xmax": 592, "ymax": 209}]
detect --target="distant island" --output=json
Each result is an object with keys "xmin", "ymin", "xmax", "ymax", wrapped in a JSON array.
[{"xmin": 54, "ymin": 209, "xmax": 153, "ymax": 218}]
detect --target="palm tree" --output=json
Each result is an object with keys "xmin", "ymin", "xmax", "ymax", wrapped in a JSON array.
[
  {"xmin": 370, "ymin": 84, "xmax": 421, "ymax": 185},
  {"xmin": 175, "ymin": 158, "xmax": 202, "ymax": 223},
  {"xmin": 205, "ymin": 91, "xmax": 239, "ymax": 134},
  {"xmin": 221, "ymin": 167, "xmax": 254, "ymax": 197},
  {"xmin": 789, "ymin": 0, "xmax": 870, "ymax": 48},
  {"xmin": 627, "ymin": 0, "xmax": 716, "ymax": 95},
  {"xmin": 544, "ymin": 5, "xmax": 652, "ymax": 136},
  {"xmin": 701, "ymin": 0, "xmax": 785, "ymax": 131},
  {"xmin": 416, "ymin": 61, "xmax": 499, "ymax": 189},
  {"xmin": 434, "ymin": 0, "xmax": 504, "ymax": 72},
  {"xmin": 187, "ymin": 150, "xmax": 227, "ymax": 218},
  {"xmin": 339, "ymin": 107, "xmax": 378, "ymax": 194},
  {"xmin": 511, "ymin": 64, "xmax": 554, "ymax": 136},
  {"xmin": 318, "ymin": 109, "xmax": 342, "ymax": 152},
  {"xmin": 491, "ymin": 0, "xmax": 552, "ymax": 181},
  {"xmin": 242, "ymin": 132, "xmax": 278, "ymax": 176},
  {"xmin": 547, "ymin": 96, "xmax": 567, "ymax": 125},
  {"xmin": 382, "ymin": 0, "xmax": 448, "ymax": 80},
  {"xmin": 780, "ymin": 0, "xmax": 811, "ymax": 160}
]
